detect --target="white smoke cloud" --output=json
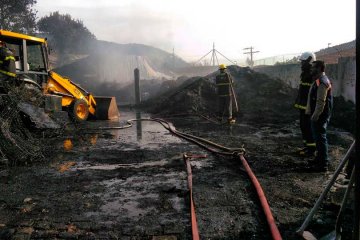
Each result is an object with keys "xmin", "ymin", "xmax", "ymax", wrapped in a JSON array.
[{"xmin": 36, "ymin": 0, "xmax": 355, "ymax": 62}]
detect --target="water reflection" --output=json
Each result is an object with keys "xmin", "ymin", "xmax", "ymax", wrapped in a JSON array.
[
  {"xmin": 136, "ymin": 111, "xmax": 142, "ymax": 141},
  {"xmin": 90, "ymin": 134, "xmax": 98, "ymax": 146},
  {"xmin": 63, "ymin": 139, "xmax": 73, "ymax": 151}
]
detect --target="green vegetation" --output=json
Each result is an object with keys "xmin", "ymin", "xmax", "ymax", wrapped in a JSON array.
[
  {"xmin": 0, "ymin": 0, "xmax": 37, "ymax": 34},
  {"xmin": 38, "ymin": 11, "xmax": 96, "ymax": 54}
]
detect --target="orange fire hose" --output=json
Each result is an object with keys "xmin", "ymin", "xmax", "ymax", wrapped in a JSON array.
[
  {"xmin": 238, "ymin": 154, "xmax": 282, "ymax": 240},
  {"xmin": 183, "ymin": 153, "xmax": 207, "ymax": 240},
  {"xmin": 95, "ymin": 117, "xmax": 282, "ymax": 239},
  {"xmin": 150, "ymin": 118, "xmax": 282, "ymax": 240}
]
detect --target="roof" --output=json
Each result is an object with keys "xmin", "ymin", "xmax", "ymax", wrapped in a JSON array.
[
  {"xmin": 0, "ymin": 29, "xmax": 46, "ymax": 43},
  {"xmin": 316, "ymin": 40, "xmax": 355, "ymax": 56}
]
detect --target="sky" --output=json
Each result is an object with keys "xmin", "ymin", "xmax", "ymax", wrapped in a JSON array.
[{"xmin": 35, "ymin": 0, "xmax": 356, "ymax": 63}]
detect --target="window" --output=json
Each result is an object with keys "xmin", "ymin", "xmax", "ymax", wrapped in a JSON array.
[{"xmin": 27, "ymin": 43, "xmax": 46, "ymax": 72}]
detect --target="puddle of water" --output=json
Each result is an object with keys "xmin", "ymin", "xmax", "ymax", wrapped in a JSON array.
[
  {"xmin": 57, "ymin": 161, "xmax": 76, "ymax": 173},
  {"xmin": 168, "ymin": 196, "xmax": 184, "ymax": 212},
  {"xmin": 76, "ymin": 159, "xmax": 169, "ymax": 171},
  {"xmin": 190, "ymin": 160, "xmax": 213, "ymax": 169},
  {"xmin": 81, "ymin": 111, "xmax": 183, "ymax": 150},
  {"xmin": 254, "ymin": 132, "xmax": 263, "ymax": 138},
  {"xmin": 270, "ymin": 132, "xmax": 296, "ymax": 138},
  {"xmin": 84, "ymin": 172, "xmax": 187, "ymax": 219},
  {"xmin": 63, "ymin": 139, "xmax": 73, "ymax": 151},
  {"xmin": 99, "ymin": 192, "xmax": 158, "ymax": 218},
  {"xmin": 98, "ymin": 173, "xmax": 186, "ymax": 191}
]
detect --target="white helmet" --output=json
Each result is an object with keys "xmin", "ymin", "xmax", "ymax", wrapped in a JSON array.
[{"xmin": 299, "ymin": 52, "xmax": 316, "ymax": 63}]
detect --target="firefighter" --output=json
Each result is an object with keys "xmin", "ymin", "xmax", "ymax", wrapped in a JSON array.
[
  {"xmin": 0, "ymin": 40, "xmax": 16, "ymax": 93},
  {"xmin": 306, "ymin": 60, "xmax": 333, "ymax": 171},
  {"xmin": 295, "ymin": 52, "xmax": 316, "ymax": 156},
  {"xmin": 215, "ymin": 64, "xmax": 235, "ymax": 124}
]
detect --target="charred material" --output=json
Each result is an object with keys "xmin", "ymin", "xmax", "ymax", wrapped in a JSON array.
[{"xmin": 0, "ymin": 84, "xmax": 45, "ymax": 166}]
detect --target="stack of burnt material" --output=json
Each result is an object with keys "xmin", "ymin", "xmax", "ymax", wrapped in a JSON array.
[
  {"xmin": 0, "ymin": 85, "xmax": 46, "ymax": 166},
  {"xmin": 142, "ymin": 65, "xmax": 298, "ymax": 123}
]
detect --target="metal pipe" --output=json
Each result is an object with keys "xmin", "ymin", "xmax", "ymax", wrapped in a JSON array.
[
  {"xmin": 134, "ymin": 68, "xmax": 141, "ymax": 105},
  {"xmin": 296, "ymin": 141, "xmax": 355, "ymax": 235},
  {"xmin": 336, "ymin": 167, "xmax": 355, "ymax": 238}
]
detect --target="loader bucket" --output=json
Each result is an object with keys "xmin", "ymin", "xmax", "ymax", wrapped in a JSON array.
[{"xmin": 94, "ymin": 96, "xmax": 120, "ymax": 120}]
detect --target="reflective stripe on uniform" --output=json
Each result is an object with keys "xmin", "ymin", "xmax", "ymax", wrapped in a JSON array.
[
  {"xmin": 306, "ymin": 142, "xmax": 316, "ymax": 147},
  {"xmin": 294, "ymin": 104, "xmax": 307, "ymax": 110},
  {"xmin": 5, "ymin": 56, "xmax": 15, "ymax": 61},
  {"xmin": 300, "ymin": 81, "xmax": 312, "ymax": 86},
  {"xmin": 0, "ymin": 69, "xmax": 16, "ymax": 77}
]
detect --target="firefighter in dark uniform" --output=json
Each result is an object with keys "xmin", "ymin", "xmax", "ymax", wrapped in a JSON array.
[
  {"xmin": 215, "ymin": 64, "xmax": 235, "ymax": 124},
  {"xmin": 0, "ymin": 40, "xmax": 16, "ymax": 93},
  {"xmin": 306, "ymin": 60, "xmax": 333, "ymax": 171},
  {"xmin": 295, "ymin": 52, "xmax": 316, "ymax": 156}
]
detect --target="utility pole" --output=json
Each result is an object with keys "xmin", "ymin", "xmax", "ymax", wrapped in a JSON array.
[
  {"xmin": 172, "ymin": 47, "xmax": 175, "ymax": 70},
  {"xmin": 210, "ymin": 42, "xmax": 218, "ymax": 66},
  {"xmin": 195, "ymin": 43, "xmax": 236, "ymax": 66},
  {"xmin": 243, "ymin": 47, "xmax": 259, "ymax": 67}
]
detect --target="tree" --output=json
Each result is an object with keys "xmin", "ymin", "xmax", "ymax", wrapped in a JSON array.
[
  {"xmin": 0, "ymin": 0, "xmax": 37, "ymax": 34},
  {"xmin": 38, "ymin": 12, "xmax": 96, "ymax": 54}
]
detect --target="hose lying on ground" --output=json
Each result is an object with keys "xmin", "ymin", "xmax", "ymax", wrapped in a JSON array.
[{"xmin": 92, "ymin": 117, "xmax": 282, "ymax": 240}]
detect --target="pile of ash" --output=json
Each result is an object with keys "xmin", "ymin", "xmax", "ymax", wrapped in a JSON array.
[
  {"xmin": 0, "ymin": 83, "xmax": 63, "ymax": 166},
  {"xmin": 142, "ymin": 65, "xmax": 298, "ymax": 124},
  {"xmin": 0, "ymin": 92, "xmax": 44, "ymax": 166}
]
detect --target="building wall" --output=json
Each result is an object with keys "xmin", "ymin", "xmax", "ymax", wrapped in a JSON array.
[
  {"xmin": 254, "ymin": 56, "xmax": 356, "ymax": 103},
  {"xmin": 315, "ymin": 40, "xmax": 355, "ymax": 64},
  {"xmin": 317, "ymin": 48, "xmax": 355, "ymax": 64}
]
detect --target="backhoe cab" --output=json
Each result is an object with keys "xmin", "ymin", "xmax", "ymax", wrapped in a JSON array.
[{"xmin": 0, "ymin": 30, "xmax": 119, "ymax": 122}]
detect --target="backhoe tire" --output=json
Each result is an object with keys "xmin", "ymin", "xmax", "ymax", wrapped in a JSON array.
[{"xmin": 69, "ymin": 99, "xmax": 89, "ymax": 122}]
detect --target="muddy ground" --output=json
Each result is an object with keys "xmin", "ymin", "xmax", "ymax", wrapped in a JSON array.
[
  {"xmin": 0, "ymin": 108, "xmax": 355, "ymax": 240},
  {"xmin": 0, "ymin": 65, "xmax": 356, "ymax": 239}
]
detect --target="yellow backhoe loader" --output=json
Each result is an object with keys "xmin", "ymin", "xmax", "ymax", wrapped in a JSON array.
[{"xmin": 0, "ymin": 30, "xmax": 119, "ymax": 122}]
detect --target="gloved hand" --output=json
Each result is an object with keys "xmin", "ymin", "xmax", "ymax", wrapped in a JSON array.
[{"xmin": 311, "ymin": 113, "xmax": 320, "ymax": 122}]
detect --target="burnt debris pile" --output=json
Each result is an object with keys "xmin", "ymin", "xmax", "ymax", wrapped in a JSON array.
[
  {"xmin": 142, "ymin": 65, "xmax": 298, "ymax": 123},
  {"xmin": 0, "ymin": 84, "xmax": 45, "ymax": 166}
]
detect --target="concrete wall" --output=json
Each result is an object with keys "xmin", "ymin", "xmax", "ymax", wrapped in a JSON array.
[{"xmin": 254, "ymin": 56, "xmax": 356, "ymax": 103}]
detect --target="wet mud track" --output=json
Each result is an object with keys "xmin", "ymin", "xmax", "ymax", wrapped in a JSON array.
[{"xmin": 0, "ymin": 111, "xmax": 354, "ymax": 239}]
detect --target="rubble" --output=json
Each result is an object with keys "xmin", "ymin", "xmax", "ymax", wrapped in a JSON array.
[
  {"xmin": 0, "ymin": 65, "xmax": 356, "ymax": 239},
  {"xmin": 143, "ymin": 65, "xmax": 298, "ymax": 124},
  {"xmin": 0, "ymin": 92, "xmax": 44, "ymax": 166}
]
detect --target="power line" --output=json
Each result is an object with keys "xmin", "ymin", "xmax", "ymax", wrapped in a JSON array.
[
  {"xmin": 243, "ymin": 46, "xmax": 259, "ymax": 67},
  {"xmin": 195, "ymin": 43, "xmax": 237, "ymax": 66}
]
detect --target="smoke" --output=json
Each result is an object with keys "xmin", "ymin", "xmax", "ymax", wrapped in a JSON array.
[{"xmin": 36, "ymin": 0, "xmax": 355, "ymax": 62}]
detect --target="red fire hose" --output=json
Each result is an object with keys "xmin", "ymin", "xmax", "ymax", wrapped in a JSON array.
[
  {"xmin": 96, "ymin": 117, "xmax": 283, "ymax": 240},
  {"xmin": 238, "ymin": 154, "xmax": 282, "ymax": 240},
  {"xmin": 183, "ymin": 153, "xmax": 206, "ymax": 240}
]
